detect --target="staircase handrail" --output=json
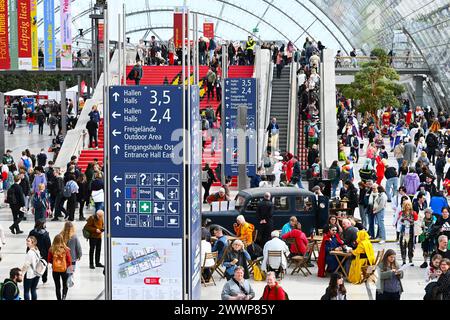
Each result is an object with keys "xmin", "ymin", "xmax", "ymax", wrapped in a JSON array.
[
  {"xmin": 287, "ymin": 60, "xmax": 298, "ymax": 154},
  {"xmin": 54, "ymin": 49, "xmax": 122, "ymax": 170}
]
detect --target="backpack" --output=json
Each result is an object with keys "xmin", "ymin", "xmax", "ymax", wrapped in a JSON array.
[
  {"xmin": 263, "ymin": 157, "xmax": 272, "ymax": 168},
  {"xmin": 308, "ymin": 126, "xmax": 316, "ymax": 137},
  {"xmin": 201, "ymin": 170, "xmax": 209, "ymax": 183},
  {"xmin": 82, "ymin": 219, "xmax": 91, "ymax": 240},
  {"xmin": 32, "ymin": 250, "xmax": 48, "ymax": 277},
  {"xmin": 22, "ymin": 157, "xmax": 31, "ymax": 170},
  {"xmin": 6, "ymin": 187, "xmax": 18, "ymax": 205},
  {"xmin": 63, "ymin": 183, "xmax": 72, "ymax": 198},
  {"xmin": 51, "ymin": 251, "xmax": 67, "ymax": 273},
  {"xmin": 0, "ymin": 281, "xmax": 19, "ymax": 300},
  {"xmin": 202, "ymin": 118, "xmax": 210, "ymax": 130}
]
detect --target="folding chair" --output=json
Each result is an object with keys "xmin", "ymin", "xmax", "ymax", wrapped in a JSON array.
[
  {"xmin": 212, "ymin": 246, "xmax": 229, "ymax": 280},
  {"xmin": 201, "ymin": 251, "xmax": 218, "ymax": 286},
  {"xmin": 291, "ymin": 242, "xmax": 314, "ymax": 276},
  {"xmin": 362, "ymin": 249, "xmax": 384, "ymax": 284},
  {"xmin": 267, "ymin": 250, "xmax": 286, "ymax": 280},
  {"xmin": 284, "ymin": 238, "xmax": 299, "ymax": 268}
]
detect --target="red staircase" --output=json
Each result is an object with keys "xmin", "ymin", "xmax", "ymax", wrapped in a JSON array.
[
  {"xmin": 76, "ymin": 66, "xmax": 254, "ymax": 184},
  {"xmin": 78, "ymin": 120, "xmax": 104, "ymax": 172},
  {"xmin": 126, "ymin": 65, "xmax": 254, "ymax": 187}
]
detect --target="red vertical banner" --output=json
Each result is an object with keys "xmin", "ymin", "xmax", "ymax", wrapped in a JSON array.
[
  {"xmin": 0, "ymin": 0, "xmax": 10, "ymax": 70},
  {"xmin": 98, "ymin": 22, "xmax": 104, "ymax": 43},
  {"xmin": 17, "ymin": 0, "xmax": 32, "ymax": 70},
  {"xmin": 173, "ymin": 12, "xmax": 188, "ymax": 49},
  {"xmin": 203, "ymin": 23, "xmax": 214, "ymax": 39}
]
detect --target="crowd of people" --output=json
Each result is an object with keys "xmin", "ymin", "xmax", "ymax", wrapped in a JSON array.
[{"xmin": 0, "ymin": 144, "xmax": 106, "ymax": 300}]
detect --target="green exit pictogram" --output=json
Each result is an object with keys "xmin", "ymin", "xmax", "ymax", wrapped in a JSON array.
[
  {"xmin": 253, "ymin": 27, "xmax": 259, "ymax": 33},
  {"xmin": 139, "ymin": 201, "xmax": 152, "ymax": 214}
]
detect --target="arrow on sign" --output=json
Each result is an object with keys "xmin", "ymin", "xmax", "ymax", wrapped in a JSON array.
[
  {"xmin": 114, "ymin": 188, "xmax": 121, "ymax": 197},
  {"xmin": 113, "ymin": 145, "xmax": 120, "ymax": 154},
  {"xmin": 112, "ymin": 130, "xmax": 122, "ymax": 137},
  {"xmin": 114, "ymin": 203, "xmax": 122, "ymax": 211},
  {"xmin": 114, "ymin": 216, "xmax": 122, "ymax": 225},
  {"xmin": 226, "ymin": 81, "xmax": 229, "ymax": 85},
  {"xmin": 113, "ymin": 176, "xmax": 123, "ymax": 183},
  {"xmin": 113, "ymin": 92, "xmax": 120, "ymax": 102},
  {"xmin": 226, "ymin": 97, "xmax": 230, "ymax": 100},
  {"xmin": 112, "ymin": 111, "xmax": 122, "ymax": 119}
]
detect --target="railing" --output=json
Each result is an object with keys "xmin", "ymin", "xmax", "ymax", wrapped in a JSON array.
[
  {"xmin": 260, "ymin": 57, "xmax": 274, "ymax": 165},
  {"xmin": 287, "ymin": 60, "xmax": 298, "ymax": 154},
  {"xmin": 335, "ymin": 55, "xmax": 427, "ymax": 69},
  {"xmin": 54, "ymin": 49, "xmax": 123, "ymax": 170}
]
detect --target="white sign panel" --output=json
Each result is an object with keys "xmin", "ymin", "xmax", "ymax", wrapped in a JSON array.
[{"xmin": 111, "ymin": 238, "xmax": 183, "ymax": 300}]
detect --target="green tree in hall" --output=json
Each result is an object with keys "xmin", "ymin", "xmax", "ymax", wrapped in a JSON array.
[{"xmin": 342, "ymin": 48, "xmax": 405, "ymax": 126}]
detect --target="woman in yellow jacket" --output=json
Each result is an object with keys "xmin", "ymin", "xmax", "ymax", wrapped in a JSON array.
[{"xmin": 348, "ymin": 230, "xmax": 376, "ymax": 284}]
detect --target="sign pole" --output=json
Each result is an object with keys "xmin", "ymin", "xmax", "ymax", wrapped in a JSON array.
[
  {"xmin": 122, "ymin": 3, "xmax": 127, "ymax": 86},
  {"xmin": 118, "ymin": 13, "xmax": 122, "ymax": 85},
  {"xmin": 237, "ymin": 105, "xmax": 247, "ymax": 191},
  {"xmin": 103, "ymin": 6, "xmax": 111, "ymax": 301},
  {"xmin": 0, "ymin": 93, "xmax": 5, "ymax": 157},
  {"xmin": 59, "ymin": 81, "xmax": 67, "ymax": 136}
]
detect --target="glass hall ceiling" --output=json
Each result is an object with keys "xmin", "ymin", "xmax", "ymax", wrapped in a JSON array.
[{"xmin": 33, "ymin": 0, "xmax": 449, "ymax": 105}]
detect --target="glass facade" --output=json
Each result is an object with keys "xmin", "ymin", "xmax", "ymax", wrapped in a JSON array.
[{"xmin": 33, "ymin": 0, "xmax": 449, "ymax": 107}]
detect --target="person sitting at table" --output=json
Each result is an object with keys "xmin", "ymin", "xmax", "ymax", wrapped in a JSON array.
[
  {"xmin": 211, "ymin": 227, "xmax": 229, "ymax": 261},
  {"xmin": 282, "ymin": 222, "xmax": 309, "ymax": 256},
  {"xmin": 261, "ymin": 231, "xmax": 290, "ymax": 278},
  {"xmin": 348, "ymin": 230, "xmax": 376, "ymax": 284},
  {"xmin": 260, "ymin": 271, "xmax": 288, "ymax": 300},
  {"xmin": 206, "ymin": 187, "xmax": 229, "ymax": 204},
  {"xmin": 223, "ymin": 240, "xmax": 251, "ymax": 280},
  {"xmin": 233, "ymin": 215, "xmax": 261, "ymax": 259},
  {"xmin": 318, "ymin": 227, "xmax": 344, "ymax": 277},
  {"xmin": 342, "ymin": 218, "xmax": 358, "ymax": 250},
  {"xmin": 323, "ymin": 215, "xmax": 343, "ymax": 234},
  {"xmin": 281, "ymin": 216, "xmax": 298, "ymax": 236},
  {"xmin": 320, "ymin": 272, "xmax": 347, "ymax": 300}
]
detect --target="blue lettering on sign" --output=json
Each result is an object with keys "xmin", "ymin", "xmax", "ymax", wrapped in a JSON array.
[
  {"xmin": 108, "ymin": 86, "xmax": 184, "ymax": 239},
  {"xmin": 224, "ymin": 78, "xmax": 257, "ymax": 177}
]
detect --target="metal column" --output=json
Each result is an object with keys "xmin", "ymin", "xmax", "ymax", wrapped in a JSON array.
[
  {"xmin": 60, "ymin": 81, "xmax": 67, "ymax": 137},
  {"xmin": 103, "ymin": 6, "xmax": 111, "ymax": 301},
  {"xmin": 0, "ymin": 93, "xmax": 5, "ymax": 157}
]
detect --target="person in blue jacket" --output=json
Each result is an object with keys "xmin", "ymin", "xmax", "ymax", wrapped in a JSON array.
[{"xmin": 430, "ymin": 191, "xmax": 449, "ymax": 217}]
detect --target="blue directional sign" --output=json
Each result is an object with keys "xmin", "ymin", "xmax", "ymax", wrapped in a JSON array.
[
  {"xmin": 188, "ymin": 86, "xmax": 202, "ymax": 300},
  {"xmin": 109, "ymin": 86, "xmax": 184, "ymax": 239},
  {"xmin": 224, "ymin": 78, "xmax": 257, "ymax": 177}
]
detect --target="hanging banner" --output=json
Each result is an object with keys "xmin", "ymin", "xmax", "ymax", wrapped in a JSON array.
[
  {"xmin": 173, "ymin": 11, "xmax": 188, "ymax": 49},
  {"xmin": 60, "ymin": 0, "xmax": 72, "ymax": 70},
  {"xmin": 9, "ymin": 0, "xmax": 18, "ymax": 70},
  {"xmin": 17, "ymin": 0, "xmax": 32, "ymax": 70},
  {"xmin": 30, "ymin": 0, "xmax": 37, "ymax": 69},
  {"xmin": 43, "ymin": 0, "xmax": 55, "ymax": 70},
  {"xmin": 203, "ymin": 23, "xmax": 214, "ymax": 39},
  {"xmin": 0, "ymin": 0, "xmax": 10, "ymax": 70}
]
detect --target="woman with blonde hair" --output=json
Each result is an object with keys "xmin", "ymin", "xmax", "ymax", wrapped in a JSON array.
[
  {"xmin": 48, "ymin": 234, "xmax": 72, "ymax": 300},
  {"xmin": 397, "ymin": 200, "xmax": 418, "ymax": 266},
  {"xmin": 223, "ymin": 240, "xmax": 251, "ymax": 280},
  {"xmin": 417, "ymin": 151, "xmax": 430, "ymax": 167},
  {"xmin": 59, "ymin": 222, "xmax": 82, "ymax": 273},
  {"xmin": 22, "ymin": 236, "xmax": 42, "ymax": 300}
]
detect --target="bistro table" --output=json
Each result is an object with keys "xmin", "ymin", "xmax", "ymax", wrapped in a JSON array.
[
  {"xmin": 308, "ymin": 235, "xmax": 323, "ymax": 261},
  {"xmin": 330, "ymin": 250, "xmax": 353, "ymax": 279}
]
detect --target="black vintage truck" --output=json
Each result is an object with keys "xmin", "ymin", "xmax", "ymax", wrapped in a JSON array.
[{"xmin": 202, "ymin": 187, "xmax": 317, "ymax": 236}]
